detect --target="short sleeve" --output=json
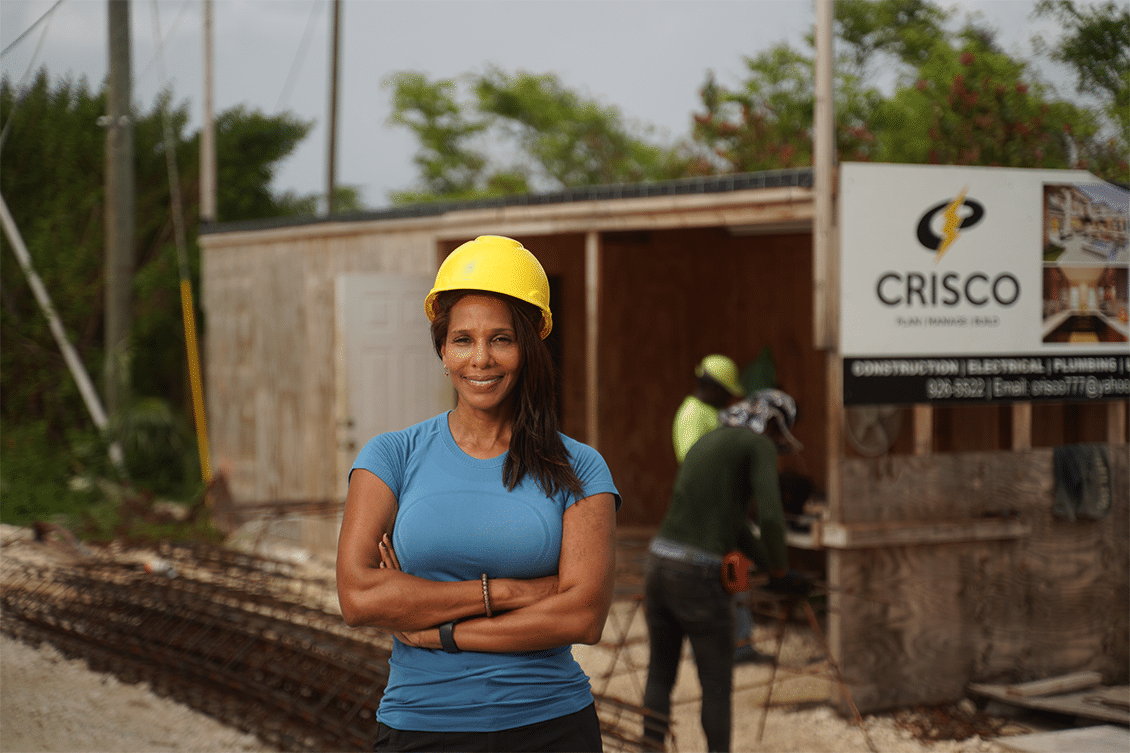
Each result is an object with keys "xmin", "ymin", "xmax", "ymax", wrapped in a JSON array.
[
  {"xmin": 351, "ymin": 432, "xmax": 407, "ymax": 498},
  {"xmin": 565, "ymin": 439, "xmax": 622, "ymax": 511}
]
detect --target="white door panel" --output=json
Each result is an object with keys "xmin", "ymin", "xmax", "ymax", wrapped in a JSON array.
[{"xmin": 335, "ymin": 274, "xmax": 451, "ymax": 498}]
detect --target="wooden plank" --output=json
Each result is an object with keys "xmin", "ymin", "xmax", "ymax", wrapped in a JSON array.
[
  {"xmin": 820, "ymin": 518, "xmax": 1031, "ymax": 549},
  {"xmin": 1002, "ymin": 671, "xmax": 1102, "ymax": 698},
  {"xmin": 997, "ymin": 725, "xmax": 1130, "ymax": 753},
  {"xmin": 968, "ymin": 683, "xmax": 1130, "ymax": 726}
]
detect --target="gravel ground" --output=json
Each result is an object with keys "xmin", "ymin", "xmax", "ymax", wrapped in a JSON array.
[
  {"xmin": 1, "ymin": 632, "xmax": 273, "ymax": 753},
  {"xmin": 0, "ymin": 524, "xmax": 1027, "ymax": 752}
]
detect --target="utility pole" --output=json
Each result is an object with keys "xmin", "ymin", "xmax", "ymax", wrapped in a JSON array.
[
  {"xmin": 200, "ymin": 0, "xmax": 216, "ymax": 223},
  {"xmin": 105, "ymin": 0, "xmax": 134, "ymax": 417},
  {"xmin": 325, "ymin": 0, "xmax": 341, "ymax": 215}
]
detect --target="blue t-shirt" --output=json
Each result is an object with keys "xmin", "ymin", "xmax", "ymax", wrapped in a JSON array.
[{"xmin": 350, "ymin": 412, "xmax": 621, "ymax": 732}]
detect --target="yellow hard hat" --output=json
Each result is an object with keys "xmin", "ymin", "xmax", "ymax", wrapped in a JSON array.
[
  {"xmin": 696, "ymin": 354, "xmax": 744, "ymax": 397},
  {"xmin": 425, "ymin": 236, "xmax": 553, "ymax": 339}
]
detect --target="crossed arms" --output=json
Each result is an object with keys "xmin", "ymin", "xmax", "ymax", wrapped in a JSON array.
[{"xmin": 336, "ymin": 469, "xmax": 617, "ymax": 651}]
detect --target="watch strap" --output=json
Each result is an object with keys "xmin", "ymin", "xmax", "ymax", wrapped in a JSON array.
[{"xmin": 439, "ymin": 621, "xmax": 460, "ymax": 653}]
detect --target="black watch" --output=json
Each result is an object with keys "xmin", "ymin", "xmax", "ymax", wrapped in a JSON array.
[{"xmin": 439, "ymin": 621, "xmax": 460, "ymax": 653}]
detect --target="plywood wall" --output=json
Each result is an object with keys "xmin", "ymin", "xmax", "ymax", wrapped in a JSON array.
[
  {"xmin": 598, "ymin": 227, "xmax": 825, "ymax": 527},
  {"xmin": 831, "ymin": 446, "xmax": 1129, "ymax": 714},
  {"xmin": 201, "ymin": 227, "xmax": 438, "ymax": 530}
]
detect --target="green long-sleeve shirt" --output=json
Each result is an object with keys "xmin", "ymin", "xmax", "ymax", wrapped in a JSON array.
[{"xmin": 656, "ymin": 426, "xmax": 787, "ymax": 571}]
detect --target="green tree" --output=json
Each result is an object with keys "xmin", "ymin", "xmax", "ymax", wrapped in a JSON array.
[
  {"xmin": 474, "ymin": 67, "xmax": 691, "ymax": 188},
  {"xmin": 691, "ymin": 0, "xmax": 953, "ymax": 172},
  {"xmin": 1035, "ymin": 0, "xmax": 1129, "ymax": 177},
  {"xmin": 1, "ymin": 72, "xmax": 109, "ymax": 435},
  {"xmin": 386, "ymin": 68, "xmax": 692, "ymax": 204},
  {"xmin": 871, "ymin": 30, "xmax": 1088, "ymax": 168},
  {"xmin": 386, "ymin": 71, "xmax": 493, "ymax": 203},
  {"xmin": 1, "ymin": 70, "xmax": 319, "ymax": 509},
  {"xmin": 690, "ymin": 0, "xmax": 1125, "ymax": 182},
  {"xmin": 693, "ymin": 46, "xmax": 815, "ymax": 172},
  {"xmin": 213, "ymin": 105, "xmax": 314, "ymax": 221},
  {"xmin": 835, "ymin": 0, "xmax": 952, "ymax": 74},
  {"xmin": 692, "ymin": 38, "xmax": 891, "ymax": 172}
]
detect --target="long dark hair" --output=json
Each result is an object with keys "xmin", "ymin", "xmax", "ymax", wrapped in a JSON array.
[{"xmin": 430, "ymin": 290, "xmax": 584, "ymax": 499}]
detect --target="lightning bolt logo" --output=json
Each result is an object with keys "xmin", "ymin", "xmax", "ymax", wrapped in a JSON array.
[
  {"xmin": 935, "ymin": 187, "xmax": 968, "ymax": 263},
  {"xmin": 916, "ymin": 189, "xmax": 985, "ymax": 259}
]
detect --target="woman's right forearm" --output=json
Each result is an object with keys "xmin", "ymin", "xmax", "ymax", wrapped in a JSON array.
[{"xmin": 339, "ymin": 569, "xmax": 483, "ymax": 630}]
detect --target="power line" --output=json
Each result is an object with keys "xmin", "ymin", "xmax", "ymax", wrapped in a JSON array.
[
  {"xmin": 0, "ymin": 0, "xmax": 65, "ymax": 58},
  {"xmin": 135, "ymin": 0, "xmax": 193, "ymax": 92},
  {"xmin": 0, "ymin": 0, "xmax": 66, "ymax": 152},
  {"xmin": 276, "ymin": 0, "xmax": 323, "ymax": 112}
]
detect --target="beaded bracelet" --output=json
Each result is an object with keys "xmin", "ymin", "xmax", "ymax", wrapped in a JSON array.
[{"xmin": 481, "ymin": 573, "xmax": 493, "ymax": 617}]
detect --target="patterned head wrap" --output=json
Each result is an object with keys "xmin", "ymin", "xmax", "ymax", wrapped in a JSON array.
[{"xmin": 719, "ymin": 389, "xmax": 802, "ymax": 451}]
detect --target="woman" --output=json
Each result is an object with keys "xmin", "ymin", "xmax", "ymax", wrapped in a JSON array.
[{"xmin": 336, "ymin": 235, "xmax": 621, "ymax": 752}]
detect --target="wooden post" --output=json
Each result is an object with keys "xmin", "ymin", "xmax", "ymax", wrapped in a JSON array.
[
  {"xmin": 814, "ymin": 0, "xmax": 840, "ymax": 517},
  {"xmin": 585, "ymin": 231, "xmax": 601, "ymax": 450},
  {"xmin": 812, "ymin": 0, "xmax": 834, "ymax": 350},
  {"xmin": 104, "ymin": 0, "xmax": 134, "ymax": 417},
  {"xmin": 200, "ymin": 0, "xmax": 216, "ymax": 223},
  {"xmin": 325, "ymin": 0, "xmax": 341, "ymax": 215},
  {"xmin": 813, "ymin": 0, "xmax": 848, "ymax": 712},
  {"xmin": 913, "ymin": 405, "xmax": 933, "ymax": 455},
  {"xmin": 1110, "ymin": 401, "xmax": 1128, "ymax": 445},
  {"xmin": 1012, "ymin": 403, "xmax": 1032, "ymax": 450}
]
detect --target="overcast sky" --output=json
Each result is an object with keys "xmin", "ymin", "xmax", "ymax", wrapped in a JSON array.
[{"xmin": 2, "ymin": 0, "xmax": 1075, "ymax": 211}]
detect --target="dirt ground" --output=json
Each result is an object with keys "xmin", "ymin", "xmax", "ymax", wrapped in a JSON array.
[{"xmin": 0, "ymin": 524, "xmax": 1028, "ymax": 752}]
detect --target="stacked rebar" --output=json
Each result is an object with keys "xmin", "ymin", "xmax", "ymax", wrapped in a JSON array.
[{"xmin": 1, "ymin": 540, "xmax": 653, "ymax": 752}]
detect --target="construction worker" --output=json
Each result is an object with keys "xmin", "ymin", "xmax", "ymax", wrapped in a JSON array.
[
  {"xmin": 673, "ymin": 354, "xmax": 764, "ymax": 663},
  {"xmin": 643, "ymin": 390, "xmax": 811, "ymax": 752},
  {"xmin": 672, "ymin": 354, "xmax": 744, "ymax": 464}
]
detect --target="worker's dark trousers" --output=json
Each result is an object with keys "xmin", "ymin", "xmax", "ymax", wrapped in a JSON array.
[{"xmin": 642, "ymin": 555, "xmax": 734, "ymax": 753}]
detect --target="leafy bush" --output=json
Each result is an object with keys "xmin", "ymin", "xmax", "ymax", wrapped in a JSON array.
[{"xmin": 0, "ymin": 420, "xmax": 102, "ymax": 526}]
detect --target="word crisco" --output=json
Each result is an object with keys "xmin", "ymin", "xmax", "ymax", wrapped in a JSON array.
[{"xmin": 876, "ymin": 271, "xmax": 1020, "ymax": 307}]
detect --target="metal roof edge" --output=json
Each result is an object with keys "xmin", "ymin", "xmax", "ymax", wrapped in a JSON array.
[{"xmin": 198, "ymin": 168, "xmax": 815, "ymax": 236}]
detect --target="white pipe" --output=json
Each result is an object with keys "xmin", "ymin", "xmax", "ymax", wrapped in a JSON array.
[{"xmin": 0, "ymin": 192, "xmax": 125, "ymax": 470}]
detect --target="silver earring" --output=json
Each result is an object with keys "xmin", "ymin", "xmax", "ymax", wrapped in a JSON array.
[{"xmin": 443, "ymin": 366, "xmax": 450, "ymax": 376}]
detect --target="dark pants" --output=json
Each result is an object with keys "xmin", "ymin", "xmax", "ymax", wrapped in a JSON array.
[
  {"xmin": 374, "ymin": 702, "xmax": 603, "ymax": 752},
  {"xmin": 642, "ymin": 555, "xmax": 734, "ymax": 753}
]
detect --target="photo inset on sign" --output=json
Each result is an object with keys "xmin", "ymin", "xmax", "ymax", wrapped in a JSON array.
[
  {"xmin": 1042, "ymin": 266, "xmax": 1129, "ymax": 343},
  {"xmin": 1043, "ymin": 183, "xmax": 1129, "ymax": 264},
  {"xmin": 1042, "ymin": 183, "xmax": 1129, "ymax": 344}
]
